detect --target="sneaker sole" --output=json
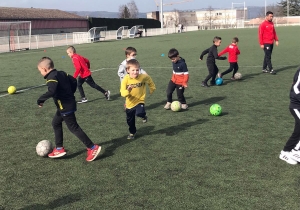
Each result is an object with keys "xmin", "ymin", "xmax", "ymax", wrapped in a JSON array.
[
  {"xmin": 86, "ymin": 146, "xmax": 101, "ymax": 162},
  {"xmin": 48, "ymin": 152, "xmax": 66, "ymax": 158},
  {"xmin": 279, "ymin": 155, "xmax": 298, "ymax": 165},
  {"xmin": 77, "ymin": 101, "xmax": 88, "ymax": 104}
]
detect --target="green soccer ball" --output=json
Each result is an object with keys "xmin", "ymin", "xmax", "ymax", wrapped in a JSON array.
[
  {"xmin": 210, "ymin": 104, "xmax": 222, "ymax": 116},
  {"xmin": 171, "ymin": 101, "xmax": 182, "ymax": 112}
]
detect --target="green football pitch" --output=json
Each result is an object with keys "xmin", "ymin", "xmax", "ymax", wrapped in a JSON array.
[{"xmin": 0, "ymin": 26, "xmax": 299, "ymax": 209}]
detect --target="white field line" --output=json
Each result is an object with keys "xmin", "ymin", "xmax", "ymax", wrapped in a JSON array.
[
  {"xmin": 0, "ymin": 65, "xmax": 293, "ymax": 98},
  {"xmin": 0, "ymin": 68, "xmax": 106, "ymax": 98}
]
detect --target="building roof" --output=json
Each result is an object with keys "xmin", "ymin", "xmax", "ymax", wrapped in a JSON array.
[{"xmin": 0, "ymin": 7, "xmax": 86, "ymax": 20}]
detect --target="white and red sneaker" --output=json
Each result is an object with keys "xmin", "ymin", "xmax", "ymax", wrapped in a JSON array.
[
  {"xmin": 48, "ymin": 147, "xmax": 66, "ymax": 158},
  {"xmin": 86, "ymin": 145, "xmax": 101, "ymax": 162}
]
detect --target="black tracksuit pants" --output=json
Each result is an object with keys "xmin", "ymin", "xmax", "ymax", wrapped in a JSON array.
[
  {"xmin": 221, "ymin": 62, "xmax": 239, "ymax": 78},
  {"xmin": 52, "ymin": 110, "xmax": 94, "ymax": 148},
  {"xmin": 283, "ymin": 108, "xmax": 300, "ymax": 151},
  {"xmin": 126, "ymin": 103, "xmax": 146, "ymax": 135},
  {"xmin": 263, "ymin": 44, "xmax": 273, "ymax": 70},
  {"xmin": 166, "ymin": 80, "xmax": 186, "ymax": 104},
  {"xmin": 78, "ymin": 75, "xmax": 106, "ymax": 98},
  {"xmin": 204, "ymin": 62, "xmax": 219, "ymax": 84}
]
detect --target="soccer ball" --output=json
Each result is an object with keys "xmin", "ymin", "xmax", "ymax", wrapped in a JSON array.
[
  {"xmin": 7, "ymin": 86, "xmax": 16, "ymax": 94},
  {"xmin": 210, "ymin": 104, "xmax": 222, "ymax": 116},
  {"xmin": 36, "ymin": 140, "xmax": 52, "ymax": 157},
  {"xmin": 234, "ymin": 72, "xmax": 242, "ymax": 80},
  {"xmin": 171, "ymin": 101, "xmax": 182, "ymax": 112},
  {"xmin": 215, "ymin": 78, "xmax": 223, "ymax": 85}
]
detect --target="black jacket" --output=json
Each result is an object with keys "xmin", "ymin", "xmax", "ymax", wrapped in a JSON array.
[
  {"xmin": 290, "ymin": 68, "xmax": 300, "ymax": 109},
  {"xmin": 200, "ymin": 45, "xmax": 226, "ymax": 64},
  {"xmin": 37, "ymin": 69, "xmax": 77, "ymax": 114}
]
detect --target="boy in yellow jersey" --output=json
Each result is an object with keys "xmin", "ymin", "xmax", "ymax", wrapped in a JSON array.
[{"xmin": 120, "ymin": 59, "xmax": 156, "ymax": 140}]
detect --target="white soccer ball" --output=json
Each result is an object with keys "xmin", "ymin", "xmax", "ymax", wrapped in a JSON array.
[
  {"xmin": 36, "ymin": 140, "xmax": 52, "ymax": 157},
  {"xmin": 234, "ymin": 72, "xmax": 242, "ymax": 80}
]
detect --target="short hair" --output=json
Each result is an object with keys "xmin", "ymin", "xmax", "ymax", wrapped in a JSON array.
[
  {"xmin": 213, "ymin": 36, "xmax": 222, "ymax": 43},
  {"xmin": 266, "ymin": 11, "xmax": 273, "ymax": 16},
  {"xmin": 38, "ymin": 57, "xmax": 54, "ymax": 69},
  {"xmin": 232, "ymin": 37, "xmax": 239, "ymax": 43},
  {"xmin": 126, "ymin": 59, "xmax": 140, "ymax": 70},
  {"xmin": 67, "ymin": 45, "xmax": 76, "ymax": 53},
  {"xmin": 125, "ymin": 47, "xmax": 137, "ymax": 56},
  {"xmin": 168, "ymin": 48, "xmax": 179, "ymax": 58}
]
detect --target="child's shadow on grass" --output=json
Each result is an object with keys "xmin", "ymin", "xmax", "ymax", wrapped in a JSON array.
[
  {"xmin": 189, "ymin": 96, "xmax": 226, "ymax": 108},
  {"xmin": 19, "ymin": 193, "xmax": 81, "ymax": 210},
  {"xmin": 147, "ymin": 97, "xmax": 193, "ymax": 110},
  {"xmin": 99, "ymin": 125, "xmax": 155, "ymax": 159},
  {"xmin": 150, "ymin": 118, "xmax": 209, "ymax": 136}
]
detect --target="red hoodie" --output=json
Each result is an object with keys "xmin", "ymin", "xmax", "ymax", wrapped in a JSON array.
[
  {"xmin": 71, "ymin": 53, "xmax": 91, "ymax": 78},
  {"xmin": 218, "ymin": 43, "xmax": 240, "ymax": 63},
  {"xmin": 258, "ymin": 20, "xmax": 278, "ymax": 45}
]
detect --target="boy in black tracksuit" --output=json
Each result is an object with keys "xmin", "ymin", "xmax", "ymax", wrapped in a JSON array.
[
  {"xmin": 37, "ymin": 57, "xmax": 101, "ymax": 162},
  {"xmin": 280, "ymin": 68, "xmax": 300, "ymax": 165},
  {"xmin": 199, "ymin": 36, "xmax": 227, "ymax": 87}
]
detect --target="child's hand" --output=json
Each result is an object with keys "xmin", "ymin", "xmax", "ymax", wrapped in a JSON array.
[
  {"xmin": 199, "ymin": 58, "xmax": 202, "ymax": 61},
  {"xmin": 127, "ymin": 85, "xmax": 133, "ymax": 92},
  {"xmin": 183, "ymin": 85, "xmax": 188, "ymax": 88}
]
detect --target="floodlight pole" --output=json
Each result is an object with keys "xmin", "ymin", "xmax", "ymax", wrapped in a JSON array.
[
  {"xmin": 160, "ymin": 0, "xmax": 164, "ymax": 28},
  {"xmin": 287, "ymin": 0, "xmax": 289, "ymax": 17},
  {"xmin": 265, "ymin": 0, "xmax": 266, "ymax": 15}
]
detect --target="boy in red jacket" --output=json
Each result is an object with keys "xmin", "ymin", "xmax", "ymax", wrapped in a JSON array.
[
  {"xmin": 66, "ymin": 46, "xmax": 110, "ymax": 103},
  {"xmin": 164, "ymin": 48, "xmax": 189, "ymax": 110},
  {"xmin": 217, "ymin": 37, "xmax": 240, "ymax": 80}
]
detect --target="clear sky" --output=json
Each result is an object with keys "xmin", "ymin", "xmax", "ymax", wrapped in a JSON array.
[{"xmin": 0, "ymin": 0, "xmax": 279, "ymax": 12}]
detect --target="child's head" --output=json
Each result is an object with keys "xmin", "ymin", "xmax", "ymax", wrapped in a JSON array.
[
  {"xmin": 168, "ymin": 48, "xmax": 180, "ymax": 63},
  {"xmin": 37, "ymin": 57, "xmax": 54, "ymax": 76},
  {"xmin": 125, "ymin": 47, "xmax": 137, "ymax": 60},
  {"xmin": 232, "ymin": 37, "xmax": 239, "ymax": 44},
  {"xmin": 213, "ymin": 36, "xmax": 222, "ymax": 46},
  {"xmin": 66, "ymin": 46, "xmax": 76, "ymax": 58},
  {"xmin": 126, "ymin": 59, "xmax": 140, "ymax": 78}
]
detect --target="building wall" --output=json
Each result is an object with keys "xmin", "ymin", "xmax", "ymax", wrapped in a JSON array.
[{"xmin": 147, "ymin": 9, "xmax": 248, "ymax": 28}]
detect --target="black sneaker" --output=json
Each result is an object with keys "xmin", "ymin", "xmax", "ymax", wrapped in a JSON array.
[
  {"xmin": 270, "ymin": 70, "xmax": 276, "ymax": 75},
  {"xmin": 201, "ymin": 81, "xmax": 209, "ymax": 87},
  {"xmin": 127, "ymin": 133, "xmax": 135, "ymax": 140},
  {"xmin": 142, "ymin": 116, "xmax": 148, "ymax": 123},
  {"xmin": 262, "ymin": 69, "xmax": 270, "ymax": 73}
]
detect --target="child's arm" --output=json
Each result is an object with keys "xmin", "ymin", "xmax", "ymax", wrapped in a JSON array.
[
  {"xmin": 145, "ymin": 75, "xmax": 156, "ymax": 94},
  {"xmin": 181, "ymin": 63, "xmax": 189, "ymax": 88},
  {"xmin": 37, "ymin": 79, "xmax": 58, "ymax": 106},
  {"xmin": 236, "ymin": 46, "xmax": 240, "ymax": 55},
  {"xmin": 213, "ymin": 48, "xmax": 227, "ymax": 60},
  {"xmin": 218, "ymin": 47, "xmax": 228, "ymax": 57},
  {"xmin": 199, "ymin": 48, "xmax": 209, "ymax": 60},
  {"xmin": 118, "ymin": 64, "xmax": 126, "ymax": 80},
  {"xmin": 120, "ymin": 76, "xmax": 131, "ymax": 97},
  {"xmin": 72, "ymin": 57, "xmax": 81, "ymax": 78},
  {"xmin": 83, "ymin": 57, "xmax": 90, "ymax": 69}
]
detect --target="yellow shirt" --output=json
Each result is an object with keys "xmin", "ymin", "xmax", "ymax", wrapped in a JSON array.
[{"xmin": 120, "ymin": 74, "xmax": 156, "ymax": 109}]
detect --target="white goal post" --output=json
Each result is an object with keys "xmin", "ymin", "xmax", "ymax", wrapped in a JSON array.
[
  {"xmin": 129, "ymin": 25, "xmax": 143, "ymax": 38},
  {"xmin": 0, "ymin": 21, "xmax": 31, "ymax": 52},
  {"xmin": 116, "ymin": 26, "xmax": 129, "ymax": 40},
  {"xmin": 88, "ymin": 26, "xmax": 107, "ymax": 42}
]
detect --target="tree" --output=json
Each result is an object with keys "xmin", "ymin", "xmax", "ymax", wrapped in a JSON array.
[
  {"xmin": 258, "ymin": 3, "xmax": 282, "ymax": 17},
  {"xmin": 277, "ymin": 0, "xmax": 300, "ymax": 16},
  {"xmin": 127, "ymin": 0, "xmax": 139, "ymax": 18},
  {"xmin": 172, "ymin": 9, "xmax": 187, "ymax": 26},
  {"xmin": 204, "ymin": 6, "xmax": 218, "ymax": 29},
  {"xmin": 118, "ymin": 5, "xmax": 131, "ymax": 19}
]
